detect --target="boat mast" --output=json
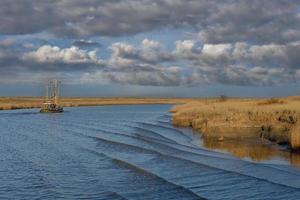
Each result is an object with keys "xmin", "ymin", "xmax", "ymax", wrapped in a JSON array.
[
  {"xmin": 45, "ymin": 84, "xmax": 49, "ymax": 101},
  {"xmin": 40, "ymin": 79, "xmax": 64, "ymax": 113},
  {"xmin": 54, "ymin": 80, "xmax": 60, "ymax": 105}
]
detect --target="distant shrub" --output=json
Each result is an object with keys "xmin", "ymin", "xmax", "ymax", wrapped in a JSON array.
[
  {"xmin": 219, "ymin": 95, "xmax": 228, "ymax": 102},
  {"xmin": 257, "ymin": 98, "xmax": 286, "ymax": 106}
]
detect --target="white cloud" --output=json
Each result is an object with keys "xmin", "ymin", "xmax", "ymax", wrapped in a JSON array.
[
  {"xmin": 1, "ymin": 38, "xmax": 300, "ymax": 87},
  {"xmin": 108, "ymin": 39, "xmax": 172, "ymax": 67},
  {"xmin": 142, "ymin": 38, "xmax": 163, "ymax": 50},
  {"xmin": 202, "ymin": 44, "xmax": 232, "ymax": 57},
  {"xmin": 23, "ymin": 45, "xmax": 102, "ymax": 64},
  {"xmin": 174, "ymin": 40, "xmax": 197, "ymax": 58},
  {"xmin": 248, "ymin": 44, "xmax": 285, "ymax": 62}
]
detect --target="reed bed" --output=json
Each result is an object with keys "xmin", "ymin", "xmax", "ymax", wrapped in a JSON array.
[{"xmin": 172, "ymin": 97, "xmax": 300, "ymax": 150}]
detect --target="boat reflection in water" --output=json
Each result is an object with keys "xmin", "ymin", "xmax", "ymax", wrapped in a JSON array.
[{"xmin": 202, "ymin": 137, "xmax": 300, "ymax": 167}]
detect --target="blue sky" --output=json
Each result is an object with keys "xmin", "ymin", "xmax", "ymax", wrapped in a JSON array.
[{"xmin": 0, "ymin": 0, "xmax": 300, "ymax": 97}]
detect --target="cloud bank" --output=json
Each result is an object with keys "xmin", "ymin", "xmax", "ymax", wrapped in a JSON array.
[
  {"xmin": 0, "ymin": 0, "xmax": 300, "ymax": 87},
  {"xmin": 1, "ymin": 0, "xmax": 299, "ymax": 44},
  {"xmin": 1, "ymin": 39, "xmax": 299, "ymax": 86}
]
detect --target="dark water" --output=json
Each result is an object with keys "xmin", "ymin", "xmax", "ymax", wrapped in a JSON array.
[{"xmin": 1, "ymin": 105, "xmax": 300, "ymax": 200}]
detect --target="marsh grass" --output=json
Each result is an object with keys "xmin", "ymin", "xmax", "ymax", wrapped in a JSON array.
[
  {"xmin": 172, "ymin": 97, "xmax": 300, "ymax": 150},
  {"xmin": 257, "ymin": 98, "xmax": 286, "ymax": 106},
  {"xmin": 0, "ymin": 97, "xmax": 190, "ymax": 110}
]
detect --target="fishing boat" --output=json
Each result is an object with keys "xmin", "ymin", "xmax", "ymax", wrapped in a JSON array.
[{"xmin": 40, "ymin": 80, "xmax": 64, "ymax": 113}]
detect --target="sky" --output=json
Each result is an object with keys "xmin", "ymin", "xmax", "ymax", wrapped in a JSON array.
[{"xmin": 1, "ymin": 0, "xmax": 300, "ymax": 97}]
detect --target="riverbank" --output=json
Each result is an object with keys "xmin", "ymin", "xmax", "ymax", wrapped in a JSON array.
[
  {"xmin": 172, "ymin": 97, "xmax": 300, "ymax": 151},
  {"xmin": 0, "ymin": 97, "xmax": 190, "ymax": 110},
  {"xmin": 2, "ymin": 96, "xmax": 300, "ymax": 151}
]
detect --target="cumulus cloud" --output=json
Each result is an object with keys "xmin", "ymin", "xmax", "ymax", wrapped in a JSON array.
[
  {"xmin": 108, "ymin": 39, "xmax": 172, "ymax": 68},
  {"xmin": 202, "ymin": 44, "xmax": 232, "ymax": 58},
  {"xmin": 83, "ymin": 39, "xmax": 297, "ymax": 86},
  {"xmin": 0, "ymin": 44, "xmax": 105, "ymax": 84},
  {"xmin": 1, "ymin": 1, "xmax": 300, "ymax": 88},
  {"xmin": 174, "ymin": 40, "xmax": 199, "ymax": 59},
  {"xmin": 1, "ymin": 37, "xmax": 297, "ymax": 86},
  {"xmin": 23, "ymin": 45, "xmax": 102, "ymax": 64}
]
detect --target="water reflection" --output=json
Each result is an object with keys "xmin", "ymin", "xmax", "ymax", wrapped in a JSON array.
[
  {"xmin": 290, "ymin": 153, "xmax": 300, "ymax": 167},
  {"xmin": 202, "ymin": 138, "xmax": 300, "ymax": 167}
]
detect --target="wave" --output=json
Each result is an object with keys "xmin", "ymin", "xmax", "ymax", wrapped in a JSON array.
[
  {"xmin": 79, "ymin": 147, "xmax": 207, "ymax": 200},
  {"xmin": 9, "ymin": 114, "xmax": 300, "ymax": 192},
  {"xmin": 14, "ymin": 116, "xmax": 300, "ymax": 181},
  {"xmin": 63, "ymin": 128, "xmax": 300, "ymax": 191},
  {"xmin": 76, "ymin": 138, "xmax": 300, "ymax": 199},
  {"xmin": 125, "ymin": 124, "xmax": 178, "ymax": 143},
  {"xmin": 136, "ymin": 121, "xmax": 193, "ymax": 141}
]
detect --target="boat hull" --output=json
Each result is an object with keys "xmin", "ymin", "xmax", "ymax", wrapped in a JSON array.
[{"xmin": 40, "ymin": 108, "xmax": 64, "ymax": 113}]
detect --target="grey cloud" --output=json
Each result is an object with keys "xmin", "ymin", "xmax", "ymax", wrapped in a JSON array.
[
  {"xmin": 81, "ymin": 40, "xmax": 297, "ymax": 87},
  {"xmin": 199, "ymin": 0, "xmax": 300, "ymax": 44},
  {"xmin": 0, "ymin": 0, "xmax": 212, "ymax": 37},
  {"xmin": 0, "ymin": 39, "xmax": 16, "ymax": 47},
  {"xmin": 72, "ymin": 40, "xmax": 102, "ymax": 48},
  {"xmin": 0, "ymin": 0, "xmax": 61, "ymax": 35},
  {"xmin": 108, "ymin": 39, "xmax": 173, "ymax": 66},
  {"xmin": 80, "ymin": 67, "xmax": 183, "ymax": 86},
  {"xmin": 1, "ymin": 0, "xmax": 299, "ymax": 45},
  {"xmin": 218, "ymin": 65, "xmax": 288, "ymax": 86}
]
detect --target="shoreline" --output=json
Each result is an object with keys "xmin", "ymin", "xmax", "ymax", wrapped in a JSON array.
[
  {"xmin": 171, "ymin": 96, "xmax": 300, "ymax": 151},
  {"xmin": 0, "ymin": 97, "xmax": 190, "ymax": 111},
  {"xmin": 2, "ymin": 96, "xmax": 300, "ymax": 151}
]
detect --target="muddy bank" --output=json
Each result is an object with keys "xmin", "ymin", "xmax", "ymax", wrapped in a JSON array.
[{"xmin": 172, "ymin": 97, "xmax": 300, "ymax": 151}]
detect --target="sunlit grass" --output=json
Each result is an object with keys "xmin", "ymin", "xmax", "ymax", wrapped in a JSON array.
[
  {"xmin": 0, "ymin": 97, "xmax": 190, "ymax": 110},
  {"xmin": 172, "ymin": 97, "xmax": 300, "ymax": 150}
]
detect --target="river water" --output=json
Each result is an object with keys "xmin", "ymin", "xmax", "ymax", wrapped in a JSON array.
[{"xmin": 1, "ymin": 105, "xmax": 300, "ymax": 200}]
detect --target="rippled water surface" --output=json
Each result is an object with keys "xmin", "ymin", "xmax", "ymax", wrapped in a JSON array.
[{"xmin": 1, "ymin": 105, "xmax": 300, "ymax": 200}]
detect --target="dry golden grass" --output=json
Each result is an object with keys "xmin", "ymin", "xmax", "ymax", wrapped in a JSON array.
[
  {"xmin": 172, "ymin": 97, "xmax": 300, "ymax": 150},
  {"xmin": 257, "ymin": 98, "xmax": 286, "ymax": 106},
  {"xmin": 172, "ymin": 97, "xmax": 300, "ymax": 114},
  {"xmin": 0, "ymin": 97, "xmax": 191, "ymax": 110}
]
